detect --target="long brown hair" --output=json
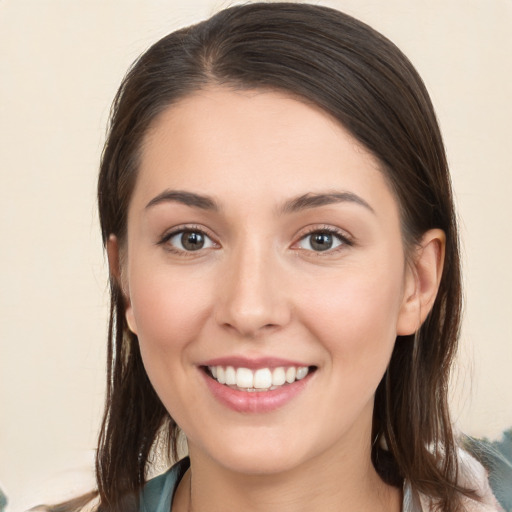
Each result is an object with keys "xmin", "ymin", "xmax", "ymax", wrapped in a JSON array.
[{"xmin": 67, "ymin": 3, "xmax": 472, "ymax": 510}]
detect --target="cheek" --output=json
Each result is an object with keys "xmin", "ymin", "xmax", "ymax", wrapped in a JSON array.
[
  {"xmin": 126, "ymin": 265, "xmax": 217, "ymax": 418},
  {"xmin": 127, "ymin": 265, "xmax": 213, "ymax": 359},
  {"xmin": 298, "ymin": 260, "xmax": 404, "ymax": 375}
]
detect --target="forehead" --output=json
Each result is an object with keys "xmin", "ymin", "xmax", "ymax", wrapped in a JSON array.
[{"xmin": 132, "ymin": 86, "xmax": 398, "ymax": 220}]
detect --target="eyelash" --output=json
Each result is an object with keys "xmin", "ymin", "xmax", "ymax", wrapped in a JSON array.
[
  {"xmin": 295, "ymin": 226, "xmax": 353, "ymax": 255},
  {"xmin": 157, "ymin": 225, "xmax": 353, "ymax": 255},
  {"xmin": 157, "ymin": 224, "xmax": 218, "ymax": 255}
]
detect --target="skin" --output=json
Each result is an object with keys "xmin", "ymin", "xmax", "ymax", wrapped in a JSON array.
[{"xmin": 108, "ymin": 87, "xmax": 445, "ymax": 511}]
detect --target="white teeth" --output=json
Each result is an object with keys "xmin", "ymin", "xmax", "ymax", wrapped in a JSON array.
[
  {"xmin": 296, "ymin": 367, "xmax": 308, "ymax": 380},
  {"xmin": 216, "ymin": 366, "xmax": 226, "ymax": 384},
  {"xmin": 236, "ymin": 367, "xmax": 254, "ymax": 388},
  {"xmin": 208, "ymin": 364, "xmax": 311, "ymax": 390},
  {"xmin": 285, "ymin": 367, "xmax": 296, "ymax": 383},
  {"xmin": 225, "ymin": 366, "xmax": 236, "ymax": 385},
  {"xmin": 254, "ymin": 368, "xmax": 272, "ymax": 389},
  {"xmin": 272, "ymin": 367, "xmax": 286, "ymax": 386}
]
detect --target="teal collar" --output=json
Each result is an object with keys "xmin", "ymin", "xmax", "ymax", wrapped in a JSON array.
[{"xmin": 140, "ymin": 457, "xmax": 190, "ymax": 512}]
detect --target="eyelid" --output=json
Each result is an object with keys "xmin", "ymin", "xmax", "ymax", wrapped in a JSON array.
[
  {"xmin": 292, "ymin": 225, "xmax": 354, "ymax": 253},
  {"xmin": 156, "ymin": 223, "xmax": 352, "ymax": 255},
  {"xmin": 157, "ymin": 224, "xmax": 220, "ymax": 253}
]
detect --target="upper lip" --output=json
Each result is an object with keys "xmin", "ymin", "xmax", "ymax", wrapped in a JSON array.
[{"xmin": 200, "ymin": 356, "xmax": 312, "ymax": 370}]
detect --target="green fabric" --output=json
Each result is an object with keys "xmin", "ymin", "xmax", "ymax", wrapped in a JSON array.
[
  {"xmin": 138, "ymin": 457, "xmax": 424, "ymax": 512},
  {"xmin": 140, "ymin": 457, "xmax": 190, "ymax": 512},
  {"xmin": 139, "ymin": 453, "xmax": 500, "ymax": 512},
  {"xmin": 0, "ymin": 487, "xmax": 7, "ymax": 512}
]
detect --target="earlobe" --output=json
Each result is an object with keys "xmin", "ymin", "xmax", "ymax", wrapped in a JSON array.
[
  {"xmin": 125, "ymin": 305, "xmax": 138, "ymax": 335},
  {"xmin": 106, "ymin": 235, "xmax": 138, "ymax": 334},
  {"xmin": 396, "ymin": 229, "xmax": 446, "ymax": 335}
]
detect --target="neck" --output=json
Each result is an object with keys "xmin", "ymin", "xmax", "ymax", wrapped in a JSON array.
[{"xmin": 173, "ymin": 440, "xmax": 401, "ymax": 512}]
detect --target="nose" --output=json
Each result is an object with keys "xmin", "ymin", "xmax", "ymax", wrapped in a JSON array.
[{"xmin": 215, "ymin": 239, "xmax": 291, "ymax": 338}]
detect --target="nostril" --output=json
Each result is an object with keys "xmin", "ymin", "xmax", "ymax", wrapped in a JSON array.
[{"xmin": 220, "ymin": 319, "xmax": 283, "ymax": 338}]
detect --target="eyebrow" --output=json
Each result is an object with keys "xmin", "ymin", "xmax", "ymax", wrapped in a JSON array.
[
  {"xmin": 145, "ymin": 190, "xmax": 219, "ymax": 211},
  {"xmin": 280, "ymin": 192, "xmax": 375, "ymax": 215},
  {"xmin": 145, "ymin": 189, "xmax": 374, "ymax": 215}
]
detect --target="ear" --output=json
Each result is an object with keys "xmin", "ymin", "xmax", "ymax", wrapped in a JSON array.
[
  {"xmin": 396, "ymin": 229, "xmax": 446, "ymax": 335},
  {"xmin": 106, "ymin": 235, "xmax": 138, "ymax": 334}
]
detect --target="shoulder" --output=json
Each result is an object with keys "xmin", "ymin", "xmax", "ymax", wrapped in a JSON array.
[
  {"xmin": 140, "ymin": 457, "xmax": 190, "ymax": 512},
  {"xmin": 79, "ymin": 495, "xmax": 100, "ymax": 512},
  {"xmin": 405, "ymin": 450, "xmax": 503, "ymax": 512},
  {"xmin": 456, "ymin": 450, "xmax": 503, "ymax": 511}
]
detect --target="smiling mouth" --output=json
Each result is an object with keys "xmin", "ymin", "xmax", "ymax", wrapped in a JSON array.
[{"xmin": 203, "ymin": 365, "xmax": 317, "ymax": 392}]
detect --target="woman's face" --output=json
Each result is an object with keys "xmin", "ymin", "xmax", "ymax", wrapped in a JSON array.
[{"xmin": 120, "ymin": 87, "xmax": 417, "ymax": 475}]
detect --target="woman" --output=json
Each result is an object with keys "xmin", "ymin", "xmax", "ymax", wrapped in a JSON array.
[{"xmin": 54, "ymin": 3, "xmax": 500, "ymax": 511}]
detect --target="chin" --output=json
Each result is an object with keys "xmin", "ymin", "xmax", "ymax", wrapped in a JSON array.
[
  {"xmin": 216, "ymin": 448, "xmax": 305, "ymax": 476},
  {"xmin": 190, "ymin": 425, "xmax": 328, "ymax": 477}
]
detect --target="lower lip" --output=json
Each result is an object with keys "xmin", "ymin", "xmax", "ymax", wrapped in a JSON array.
[{"xmin": 201, "ymin": 369, "xmax": 313, "ymax": 413}]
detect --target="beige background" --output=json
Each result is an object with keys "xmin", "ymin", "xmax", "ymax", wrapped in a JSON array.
[{"xmin": 0, "ymin": 1, "xmax": 511, "ymax": 510}]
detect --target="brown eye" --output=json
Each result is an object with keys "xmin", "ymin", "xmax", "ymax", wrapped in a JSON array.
[
  {"xmin": 164, "ymin": 229, "xmax": 216, "ymax": 252},
  {"xmin": 297, "ymin": 230, "xmax": 347, "ymax": 252},
  {"xmin": 181, "ymin": 231, "xmax": 205, "ymax": 251},
  {"xmin": 310, "ymin": 233, "xmax": 334, "ymax": 251}
]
